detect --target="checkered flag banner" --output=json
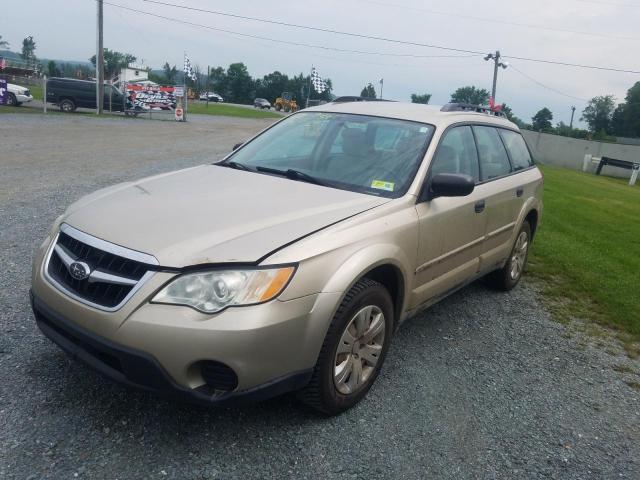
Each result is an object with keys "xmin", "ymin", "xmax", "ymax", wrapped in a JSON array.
[
  {"xmin": 183, "ymin": 54, "xmax": 197, "ymax": 82},
  {"xmin": 311, "ymin": 67, "xmax": 327, "ymax": 94}
]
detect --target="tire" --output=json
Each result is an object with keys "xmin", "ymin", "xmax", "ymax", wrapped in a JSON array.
[
  {"xmin": 298, "ymin": 278, "xmax": 394, "ymax": 415},
  {"xmin": 486, "ymin": 221, "xmax": 531, "ymax": 291},
  {"xmin": 59, "ymin": 99, "xmax": 76, "ymax": 112},
  {"xmin": 7, "ymin": 93, "xmax": 17, "ymax": 106}
]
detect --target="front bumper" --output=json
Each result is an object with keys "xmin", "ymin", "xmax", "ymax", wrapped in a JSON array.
[
  {"xmin": 16, "ymin": 93, "xmax": 33, "ymax": 103},
  {"xmin": 31, "ymin": 292, "xmax": 313, "ymax": 405},
  {"xmin": 31, "ymin": 235, "xmax": 342, "ymax": 404}
]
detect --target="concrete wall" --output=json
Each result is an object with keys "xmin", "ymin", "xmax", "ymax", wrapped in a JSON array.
[{"xmin": 521, "ymin": 130, "xmax": 640, "ymax": 178}]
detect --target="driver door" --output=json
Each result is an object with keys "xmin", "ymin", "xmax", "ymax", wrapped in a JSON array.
[{"xmin": 412, "ymin": 125, "xmax": 486, "ymax": 308}]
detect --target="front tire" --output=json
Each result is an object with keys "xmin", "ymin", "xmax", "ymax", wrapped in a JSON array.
[
  {"xmin": 487, "ymin": 221, "xmax": 531, "ymax": 291},
  {"xmin": 298, "ymin": 278, "xmax": 393, "ymax": 415},
  {"xmin": 7, "ymin": 93, "xmax": 17, "ymax": 106}
]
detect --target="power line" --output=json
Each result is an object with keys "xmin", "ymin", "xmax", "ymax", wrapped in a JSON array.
[
  {"xmin": 501, "ymin": 54, "xmax": 639, "ymax": 74},
  {"xmin": 104, "ymin": 2, "xmax": 478, "ymax": 61},
  {"xmin": 140, "ymin": 0, "xmax": 486, "ymax": 55},
  {"xmin": 358, "ymin": 0, "xmax": 639, "ymax": 41},
  {"xmin": 575, "ymin": 0, "xmax": 640, "ymax": 6},
  {"xmin": 138, "ymin": 0, "xmax": 640, "ymax": 74},
  {"xmin": 509, "ymin": 64, "xmax": 589, "ymax": 102}
]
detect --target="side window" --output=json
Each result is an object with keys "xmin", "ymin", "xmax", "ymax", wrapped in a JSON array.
[
  {"xmin": 473, "ymin": 126, "xmax": 512, "ymax": 181},
  {"xmin": 499, "ymin": 129, "xmax": 533, "ymax": 170},
  {"xmin": 430, "ymin": 126, "xmax": 479, "ymax": 181}
]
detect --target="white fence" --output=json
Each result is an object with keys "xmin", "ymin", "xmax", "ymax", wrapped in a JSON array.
[{"xmin": 521, "ymin": 130, "xmax": 640, "ymax": 179}]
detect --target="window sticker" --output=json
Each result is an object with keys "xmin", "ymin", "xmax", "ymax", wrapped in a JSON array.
[{"xmin": 371, "ymin": 180, "xmax": 395, "ymax": 191}]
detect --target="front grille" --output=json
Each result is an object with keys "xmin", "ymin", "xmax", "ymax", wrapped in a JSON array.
[
  {"xmin": 23, "ymin": 89, "xmax": 30, "ymax": 97},
  {"xmin": 46, "ymin": 227, "xmax": 156, "ymax": 310}
]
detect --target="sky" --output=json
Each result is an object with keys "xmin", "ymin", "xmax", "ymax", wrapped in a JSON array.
[{"xmin": 2, "ymin": 0, "xmax": 639, "ymax": 127}]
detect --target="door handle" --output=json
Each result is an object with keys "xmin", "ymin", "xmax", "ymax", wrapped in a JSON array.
[
  {"xmin": 474, "ymin": 200, "xmax": 485, "ymax": 213},
  {"xmin": 516, "ymin": 187, "xmax": 524, "ymax": 197}
]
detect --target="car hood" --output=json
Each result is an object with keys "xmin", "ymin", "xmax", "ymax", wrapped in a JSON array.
[{"xmin": 63, "ymin": 165, "xmax": 389, "ymax": 267}]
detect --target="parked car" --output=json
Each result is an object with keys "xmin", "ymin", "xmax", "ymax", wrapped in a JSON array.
[
  {"xmin": 254, "ymin": 97, "xmax": 271, "ymax": 109},
  {"xmin": 5, "ymin": 83, "xmax": 33, "ymax": 106},
  {"xmin": 198, "ymin": 92, "xmax": 223, "ymax": 102},
  {"xmin": 46, "ymin": 77, "xmax": 125, "ymax": 112},
  {"xmin": 31, "ymin": 101, "xmax": 542, "ymax": 415}
]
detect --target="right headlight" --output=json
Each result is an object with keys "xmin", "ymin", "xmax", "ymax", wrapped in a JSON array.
[{"xmin": 152, "ymin": 266, "xmax": 296, "ymax": 314}]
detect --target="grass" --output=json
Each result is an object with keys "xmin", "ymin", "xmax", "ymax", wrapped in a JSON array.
[
  {"xmin": 187, "ymin": 102, "xmax": 282, "ymax": 119},
  {"xmin": 29, "ymin": 84, "xmax": 43, "ymax": 100},
  {"xmin": 528, "ymin": 164, "xmax": 640, "ymax": 351}
]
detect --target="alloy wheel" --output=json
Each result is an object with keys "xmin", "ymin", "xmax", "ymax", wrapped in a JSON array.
[
  {"xmin": 510, "ymin": 231, "xmax": 529, "ymax": 280},
  {"xmin": 334, "ymin": 305, "xmax": 386, "ymax": 395}
]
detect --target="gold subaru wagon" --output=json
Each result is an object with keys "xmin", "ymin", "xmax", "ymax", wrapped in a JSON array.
[{"xmin": 32, "ymin": 101, "xmax": 542, "ymax": 415}]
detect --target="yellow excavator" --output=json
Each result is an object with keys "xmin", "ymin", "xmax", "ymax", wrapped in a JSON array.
[{"xmin": 274, "ymin": 92, "xmax": 298, "ymax": 112}]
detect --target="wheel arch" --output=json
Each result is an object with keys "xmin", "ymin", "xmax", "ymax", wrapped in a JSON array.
[{"xmin": 321, "ymin": 244, "xmax": 412, "ymax": 328}]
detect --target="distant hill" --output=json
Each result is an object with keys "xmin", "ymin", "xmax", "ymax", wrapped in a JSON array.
[{"xmin": 0, "ymin": 50, "xmax": 93, "ymax": 67}]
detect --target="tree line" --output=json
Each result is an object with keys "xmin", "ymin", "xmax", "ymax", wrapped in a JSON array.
[{"xmin": 151, "ymin": 61, "xmax": 334, "ymax": 105}]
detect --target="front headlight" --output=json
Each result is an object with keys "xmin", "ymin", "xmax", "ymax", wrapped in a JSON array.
[{"xmin": 152, "ymin": 266, "xmax": 296, "ymax": 314}]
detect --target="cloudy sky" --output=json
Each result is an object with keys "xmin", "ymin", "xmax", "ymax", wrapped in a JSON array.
[{"xmin": 2, "ymin": 0, "xmax": 638, "ymax": 126}]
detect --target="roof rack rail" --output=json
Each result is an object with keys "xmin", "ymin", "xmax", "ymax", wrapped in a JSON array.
[
  {"xmin": 332, "ymin": 96, "xmax": 393, "ymax": 103},
  {"xmin": 440, "ymin": 103, "xmax": 506, "ymax": 117}
]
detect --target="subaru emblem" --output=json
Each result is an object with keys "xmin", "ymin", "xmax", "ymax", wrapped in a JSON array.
[{"xmin": 68, "ymin": 261, "xmax": 91, "ymax": 281}]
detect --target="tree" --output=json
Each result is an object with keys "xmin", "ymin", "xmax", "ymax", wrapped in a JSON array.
[
  {"xmin": 611, "ymin": 82, "xmax": 640, "ymax": 138},
  {"xmin": 450, "ymin": 86, "xmax": 489, "ymax": 105},
  {"xmin": 209, "ymin": 66, "xmax": 227, "ymax": 94},
  {"xmin": 532, "ymin": 108, "xmax": 553, "ymax": 132},
  {"xmin": 581, "ymin": 95, "xmax": 615, "ymax": 134},
  {"xmin": 89, "ymin": 49, "xmax": 136, "ymax": 79},
  {"xmin": 255, "ymin": 71, "xmax": 289, "ymax": 103},
  {"xmin": 225, "ymin": 62, "xmax": 254, "ymax": 104},
  {"xmin": 411, "ymin": 93, "xmax": 431, "ymax": 104},
  {"xmin": 500, "ymin": 103, "xmax": 525, "ymax": 128},
  {"xmin": 162, "ymin": 62, "xmax": 178, "ymax": 84},
  {"xmin": 0, "ymin": 35, "xmax": 9, "ymax": 49},
  {"xmin": 21, "ymin": 35, "xmax": 36, "ymax": 63},
  {"xmin": 47, "ymin": 60, "xmax": 60, "ymax": 77},
  {"xmin": 360, "ymin": 83, "xmax": 377, "ymax": 98}
]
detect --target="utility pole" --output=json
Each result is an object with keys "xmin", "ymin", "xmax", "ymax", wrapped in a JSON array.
[
  {"xmin": 484, "ymin": 50, "xmax": 508, "ymax": 103},
  {"xmin": 96, "ymin": 0, "xmax": 104, "ymax": 115},
  {"xmin": 569, "ymin": 106, "xmax": 576, "ymax": 129},
  {"xmin": 206, "ymin": 65, "xmax": 210, "ymax": 108}
]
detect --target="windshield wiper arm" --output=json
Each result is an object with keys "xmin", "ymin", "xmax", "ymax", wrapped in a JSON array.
[
  {"xmin": 219, "ymin": 161, "xmax": 252, "ymax": 171},
  {"xmin": 256, "ymin": 166, "xmax": 327, "ymax": 186}
]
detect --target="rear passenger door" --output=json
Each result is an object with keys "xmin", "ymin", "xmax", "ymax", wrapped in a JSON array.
[{"xmin": 472, "ymin": 125, "xmax": 520, "ymax": 271}]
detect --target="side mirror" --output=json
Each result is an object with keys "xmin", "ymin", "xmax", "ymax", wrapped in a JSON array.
[
  {"xmin": 429, "ymin": 173, "xmax": 475, "ymax": 198},
  {"xmin": 232, "ymin": 142, "xmax": 243, "ymax": 151}
]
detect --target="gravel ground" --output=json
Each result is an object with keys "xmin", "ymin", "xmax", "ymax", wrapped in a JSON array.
[{"xmin": 1, "ymin": 113, "xmax": 639, "ymax": 480}]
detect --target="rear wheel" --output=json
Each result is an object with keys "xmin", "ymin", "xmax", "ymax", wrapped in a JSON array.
[
  {"xmin": 298, "ymin": 278, "xmax": 393, "ymax": 415},
  {"xmin": 59, "ymin": 99, "xmax": 76, "ymax": 112},
  {"xmin": 486, "ymin": 221, "xmax": 531, "ymax": 290}
]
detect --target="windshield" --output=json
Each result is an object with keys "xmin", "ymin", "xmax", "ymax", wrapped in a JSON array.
[{"xmin": 223, "ymin": 112, "xmax": 435, "ymax": 198}]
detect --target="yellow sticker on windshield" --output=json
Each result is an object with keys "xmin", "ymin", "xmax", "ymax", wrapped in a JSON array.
[{"xmin": 371, "ymin": 180, "xmax": 395, "ymax": 191}]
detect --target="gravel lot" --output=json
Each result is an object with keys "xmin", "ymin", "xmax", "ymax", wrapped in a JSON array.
[{"xmin": 1, "ymin": 113, "xmax": 639, "ymax": 479}]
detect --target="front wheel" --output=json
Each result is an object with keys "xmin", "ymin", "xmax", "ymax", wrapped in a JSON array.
[
  {"xmin": 7, "ymin": 93, "xmax": 17, "ymax": 106},
  {"xmin": 298, "ymin": 278, "xmax": 393, "ymax": 415},
  {"xmin": 486, "ymin": 221, "xmax": 531, "ymax": 290}
]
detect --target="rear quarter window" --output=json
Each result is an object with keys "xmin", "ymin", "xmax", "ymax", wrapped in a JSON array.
[{"xmin": 499, "ymin": 129, "xmax": 534, "ymax": 170}]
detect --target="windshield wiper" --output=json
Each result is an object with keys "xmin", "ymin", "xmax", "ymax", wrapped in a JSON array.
[
  {"xmin": 219, "ymin": 161, "xmax": 252, "ymax": 171},
  {"xmin": 256, "ymin": 166, "xmax": 327, "ymax": 186}
]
